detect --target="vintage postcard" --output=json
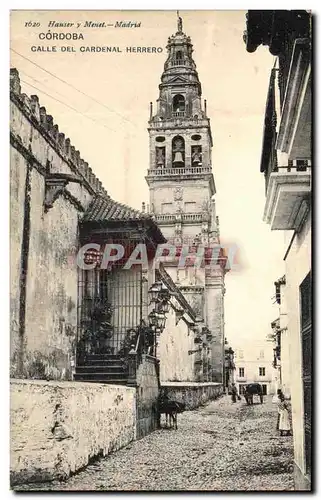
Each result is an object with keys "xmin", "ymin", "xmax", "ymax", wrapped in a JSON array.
[{"xmin": 10, "ymin": 10, "xmax": 312, "ymax": 491}]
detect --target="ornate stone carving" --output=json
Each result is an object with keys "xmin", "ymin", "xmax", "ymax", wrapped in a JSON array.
[
  {"xmin": 173, "ymin": 186, "xmax": 183, "ymax": 201},
  {"xmin": 201, "ymin": 199, "xmax": 210, "ymax": 214},
  {"xmin": 190, "ymin": 294, "xmax": 203, "ymax": 319},
  {"xmin": 44, "ymin": 178, "xmax": 69, "ymax": 212},
  {"xmin": 44, "ymin": 173, "xmax": 82, "ymax": 212}
]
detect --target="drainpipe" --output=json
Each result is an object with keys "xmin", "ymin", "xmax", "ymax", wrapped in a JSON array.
[{"xmin": 17, "ymin": 162, "xmax": 32, "ymax": 376}]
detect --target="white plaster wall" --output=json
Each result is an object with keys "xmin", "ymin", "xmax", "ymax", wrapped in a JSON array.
[
  {"xmin": 159, "ymin": 306, "xmax": 195, "ymax": 382},
  {"xmin": 279, "ymin": 283, "xmax": 291, "ymax": 397},
  {"xmin": 10, "ymin": 380, "xmax": 136, "ymax": 485},
  {"xmin": 25, "ymin": 178, "xmax": 79, "ymax": 380},
  {"xmin": 284, "ymin": 210, "xmax": 311, "ymax": 476}
]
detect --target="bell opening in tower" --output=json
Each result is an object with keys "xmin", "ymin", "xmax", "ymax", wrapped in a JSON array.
[
  {"xmin": 191, "ymin": 145, "xmax": 202, "ymax": 166},
  {"xmin": 172, "ymin": 94, "xmax": 185, "ymax": 117},
  {"xmin": 172, "ymin": 135, "xmax": 185, "ymax": 168},
  {"xmin": 174, "ymin": 50, "xmax": 184, "ymax": 66},
  {"xmin": 155, "ymin": 146, "xmax": 165, "ymax": 168}
]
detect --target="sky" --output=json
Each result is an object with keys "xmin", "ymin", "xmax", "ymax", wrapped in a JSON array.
[{"xmin": 10, "ymin": 10, "xmax": 286, "ymax": 349}]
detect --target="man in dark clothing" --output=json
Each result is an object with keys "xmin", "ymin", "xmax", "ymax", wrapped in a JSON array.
[{"xmin": 231, "ymin": 383, "xmax": 238, "ymax": 403}]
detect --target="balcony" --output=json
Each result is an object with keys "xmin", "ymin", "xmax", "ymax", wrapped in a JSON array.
[
  {"xmin": 263, "ymin": 164, "xmax": 311, "ymax": 230},
  {"xmin": 276, "ymin": 38, "xmax": 311, "ymax": 159},
  {"xmin": 146, "ymin": 166, "xmax": 212, "ymax": 178},
  {"xmin": 148, "ymin": 117, "xmax": 210, "ymax": 130},
  {"xmin": 155, "ymin": 213, "xmax": 208, "ymax": 225}
]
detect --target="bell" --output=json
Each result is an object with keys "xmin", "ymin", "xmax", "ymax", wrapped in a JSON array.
[
  {"xmin": 192, "ymin": 152, "xmax": 201, "ymax": 164},
  {"xmin": 173, "ymin": 151, "xmax": 184, "ymax": 164}
]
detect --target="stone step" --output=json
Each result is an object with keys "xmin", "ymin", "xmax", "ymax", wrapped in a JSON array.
[
  {"xmin": 86, "ymin": 354, "xmax": 122, "ymax": 359},
  {"xmin": 77, "ymin": 358, "xmax": 123, "ymax": 367},
  {"xmin": 74, "ymin": 371, "xmax": 128, "ymax": 381},
  {"xmin": 74, "ymin": 373, "xmax": 128, "ymax": 384},
  {"xmin": 75, "ymin": 365, "xmax": 126, "ymax": 374}
]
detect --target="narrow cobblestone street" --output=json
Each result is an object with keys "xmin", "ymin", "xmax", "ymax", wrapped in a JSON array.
[{"xmin": 16, "ymin": 395, "xmax": 295, "ymax": 492}]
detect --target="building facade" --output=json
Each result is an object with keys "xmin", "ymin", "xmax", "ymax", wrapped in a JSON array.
[
  {"xmin": 244, "ymin": 10, "xmax": 312, "ymax": 490},
  {"xmin": 234, "ymin": 342, "xmax": 277, "ymax": 396},
  {"xmin": 145, "ymin": 17, "xmax": 227, "ymax": 383}
]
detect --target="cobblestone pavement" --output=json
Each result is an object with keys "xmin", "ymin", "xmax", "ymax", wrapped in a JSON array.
[{"xmin": 16, "ymin": 395, "xmax": 295, "ymax": 492}]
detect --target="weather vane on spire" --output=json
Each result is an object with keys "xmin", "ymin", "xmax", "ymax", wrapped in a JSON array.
[{"xmin": 177, "ymin": 10, "xmax": 183, "ymax": 33}]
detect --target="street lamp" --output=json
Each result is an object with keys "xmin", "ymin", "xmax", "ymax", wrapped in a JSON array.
[
  {"xmin": 148, "ymin": 310, "xmax": 166, "ymax": 331},
  {"xmin": 148, "ymin": 281, "xmax": 171, "ymax": 305},
  {"xmin": 148, "ymin": 282, "xmax": 162, "ymax": 303},
  {"xmin": 158, "ymin": 299, "xmax": 170, "ymax": 314}
]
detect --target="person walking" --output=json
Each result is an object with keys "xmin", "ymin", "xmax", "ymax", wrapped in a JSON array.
[
  {"xmin": 231, "ymin": 383, "xmax": 238, "ymax": 403},
  {"xmin": 277, "ymin": 392, "xmax": 291, "ymax": 436}
]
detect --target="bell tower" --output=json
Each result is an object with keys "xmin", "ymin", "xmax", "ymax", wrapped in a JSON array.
[
  {"xmin": 146, "ymin": 15, "xmax": 217, "ymax": 244},
  {"xmin": 145, "ymin": 15, "xmax": 226, "ymax": 383}
]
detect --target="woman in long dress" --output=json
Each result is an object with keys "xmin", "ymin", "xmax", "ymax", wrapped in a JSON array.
[{"xmin": 277, "ymin": 393, "xmax": 291, "ymax": 436}]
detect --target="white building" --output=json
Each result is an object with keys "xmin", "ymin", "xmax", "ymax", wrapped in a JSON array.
[
  {"xmin": 244, "ymin": 10, "xmax": 312, "ymax": 490},
  {"xmin": 234, "ymin": 341, "xmax": 278, "ymax": 396}
]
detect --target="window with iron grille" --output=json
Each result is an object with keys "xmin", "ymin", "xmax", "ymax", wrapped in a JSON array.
[
  {"xmin": 297, "ymin": 159, "xmax": 309, "ymax": 171},
  {"xmin": 77, "ymin": 238, "xmax": 148, "ymax": 361},
  {"xmin": 239, "ymin": 367, "xmax": 245, "ymax": 377},
  {"xmin": 259, "ymin": 367, "xmax": 266, "ymax": 377}
]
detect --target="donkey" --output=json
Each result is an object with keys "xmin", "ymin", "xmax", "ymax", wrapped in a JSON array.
[{"xmin": 158, "ymin": 399, "xmax": 186, "ymax": 430}]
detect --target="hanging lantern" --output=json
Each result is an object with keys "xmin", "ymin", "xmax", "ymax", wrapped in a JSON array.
[
  {"xmin": 161, "ymin": 300, "xmax": 170, "ymax": 314},
  {"xmin": 148, "ymin": 310, "xmax": 158, "ymax": 326},
  {"xmin": 156, "ymin": 312, "xmax": 166, "ymax": 330},
  {"xmin": 148, "ymin": 281, "xmax": 162, "ymax": 303},
  {"xmin": 159, "ymin": 282, "xmax": 171, "ymax": 302}
]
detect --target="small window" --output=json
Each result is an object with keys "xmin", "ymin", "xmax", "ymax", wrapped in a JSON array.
[
  {"xmin": 297, "ymin": 159, "xmax": 309, "ymax": 172},
  {"xmin": 239, "ymin": 367, "xmax": 245, "ymax": 377},
  {"xmin": 184, "ymin": 202, "xmax": 196, "ymax": 213},
  {"xmin": 259, "ymin": 367, "xmax": 266, "ymax": 377}
]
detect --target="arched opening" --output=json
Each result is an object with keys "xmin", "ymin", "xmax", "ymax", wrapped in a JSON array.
[
  {"xmin": 172, "ymin": 94, "xmax": 185, "ymax": 116},
  {"xmin": 176, "ymin": 50, "xmax": 183, "ymax": 64},
  {"xmin": 172, "ymin": 135, "xmax": 185, "ymax": 167},
  {"xmin": 191, "ymin": 145, "xmax": 202, "ymax": 165}
]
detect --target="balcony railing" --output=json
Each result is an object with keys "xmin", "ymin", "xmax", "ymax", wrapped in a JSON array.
[
  {"xmin": 148, "ymin": 117, "xmax": 209, "ymax": 129},
  {"xmin": 147, "ymin": 166, "xmax": 212, "ymax": 177},
  {"xmin": 170, "ymin": 60, "xmax": 187, "ymax": 67},
  {"xmin": 172, "ymin": 111, "xmax": 185, "ymax": 118},
  {"xmin": 154, "ymin": 213, "xmax": 205, "ymax": 224}
]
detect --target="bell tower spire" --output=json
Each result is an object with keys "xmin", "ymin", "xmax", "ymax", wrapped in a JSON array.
[{"xmin": 145, "ymin": 16, "xmax": 216, "ymax": 241}]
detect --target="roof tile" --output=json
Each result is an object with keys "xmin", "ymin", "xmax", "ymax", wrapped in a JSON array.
[{"xmin": 82, "ymin": 195, "xmax": 150, "ymax": 223}]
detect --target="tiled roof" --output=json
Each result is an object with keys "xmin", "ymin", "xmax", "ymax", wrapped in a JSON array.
[{"xmin": 82, "ymin": 195, "xmax": 151, "ymax": 223}]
